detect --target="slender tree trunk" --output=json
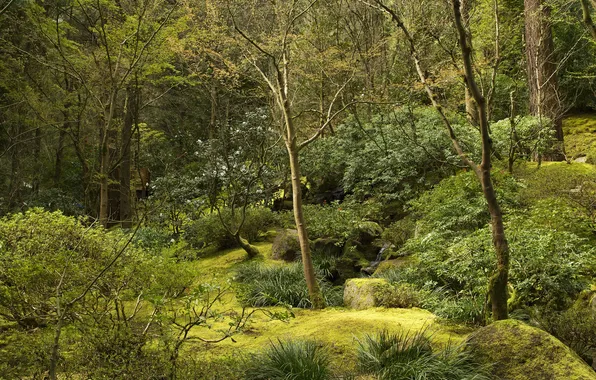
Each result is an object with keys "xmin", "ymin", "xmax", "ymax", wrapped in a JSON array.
[
  {"xmin": 286, "ymin": 142, "xmax": 325, "ymax": 309},
  {"xmin": 99, "ymin": 126, "xmax": 110, "ymax": 228},
  {"xmin": 524, "ymin": 0, "xmax": 564, "ymax": 158},
  {"xmin": 120, "ymin": 90, "xmax": 134, "ymax": 228},
  {"xmin": 453, "ymin": 0, "xmax": 509, "ymax": 320},
  {"xmin": 8, "ymin": 127, "xmax": 21, "ymax": 210},
  {"xmin": 461, "ymin": 0, "xmax": 479, "ymax": 126},
  {"xmin": 54, "ymin": 128, "xmax": 67, "ymax": 185},
  {"xmin": 235, "ymin": 233, "xmax": 260, "ymax": 258},
  {"xmin": 32, "ymin": 127, "xmax": 42, "ymax": 196},
  {"xmin": 581, "ymin": 0, "xmax": 596, "ymax": 41}
]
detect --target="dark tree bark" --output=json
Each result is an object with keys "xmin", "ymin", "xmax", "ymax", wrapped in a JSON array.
[
  {"xmin": 581, "ymin": 0, "xmax": 596, "ymax": 41},
  {"xmin": 524, "ymin": 0, "xmax": 564, "ymax": 154},
  {"xmin": 120, "ymin": 89, "xmax": 135, "ymax": 228},
  {"xmin": 54, "ymin": 128, "xmax": 67, "ymax": 185}
]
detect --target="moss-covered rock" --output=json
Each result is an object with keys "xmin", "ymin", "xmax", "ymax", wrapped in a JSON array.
[
  {"xmin": 271, "ymin": 229, "xmax": 301, "ymax": 262},
  {"xmin": 344, "ymin": 278, "xmax": 392, "ymax": 309},
  {"xmin": 373, "ymin": 257, "xmax": 414, "ymax": 276},
  {"xmin": 466, "ymin": 319, "xmax": 596, "ymax": 380}
]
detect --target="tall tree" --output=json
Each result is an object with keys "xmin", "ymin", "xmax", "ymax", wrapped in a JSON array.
[
  {"xmin": 368, "ymin": 0, "xmax": 510, "ymax": 321},
  {"xmin": 524, "ymin": 0, "xmax": 564, "ymax": 155},
  {"xmin": 232, "ymin": 0, "xmax": 355, "ymax": 309}
]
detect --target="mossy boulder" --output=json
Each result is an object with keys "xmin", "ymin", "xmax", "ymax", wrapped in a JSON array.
[
  {"xmin": 373, "ymin": 257, "xmax": 414, "ymax": 276},
  {"xmin": 356, "ymin": 221, "xmax": 383, "ymax": 246},
  {"xmin": 344, "ymin": 278, "xmax": 392, "ymax": 309},
  {"xmin": 466, "ymin": 319, "xmax": 596, "ymax": 380},
  {"xmin": 271, "ymin": 229, "xmax": 301, "ymax": 262}
]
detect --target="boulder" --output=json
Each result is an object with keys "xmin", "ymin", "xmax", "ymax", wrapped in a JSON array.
[
  {"xmin": 372, "ymin": 257, "xmax": 414, "ymax": 277},
  {"xmin": 355, "ymin": 221, "xmax": 383, "ymax": 246},
  {"xmin": 343, "ymin": 278, "xmax": 392, "ymax": 310},
  {"xmin": 466, "ymin": 319, "xmax": 596, "ymax": 380},
  {"xmin": 271, "ymin": 229, "xmax": 301, "ymax": 262}
]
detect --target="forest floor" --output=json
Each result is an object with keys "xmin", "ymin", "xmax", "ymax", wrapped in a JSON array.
[{"xmin": 185, "ymin": 243, "xmax": 473, "ymax": 371}]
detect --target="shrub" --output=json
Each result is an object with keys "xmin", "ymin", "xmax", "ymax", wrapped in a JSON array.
[
  {"xmin": 244, "ymin": 339, "xmax": 331, "ymax": 380},
  {"xmin": 300, "ymin": 107, "xmax": 479, "ymax": 207},
  {"xmin": 132, "ymin": 226, "xmax": 173, "ymax": 252},
  {"xmin": 235, "ymin": 262, "xmax": 343, "ymax": 308},
  {"xmin": 376, "ymin": 283, "xmax": 423, "ymax": 309},
  {"xmin": 184, "ymin": 207, "xmax": 279, "ymax": 250},
  {"xmin": 356, "ymin": 329, "xmax": 492, "ymax": 380},
  {"xmin": 534, "ymin": 306, "xmax": 596, "ymax": 366},
  {"xmin": 280, "ymin": 201, "xmax": 383, "ymax": 246},
  {"xmin": 381, "ymin": 217, "xmax": 416, "ymax": 249}
]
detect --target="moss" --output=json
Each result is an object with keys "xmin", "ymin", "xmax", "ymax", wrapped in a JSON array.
[
  {"xmin": 197, "ymin": 307, "xmax": 466, "ymax": 374},
  {"xmin": 182, "ymin": 244, "xmax": 471, "ymax": 374},
  {"xmin": 344, "ymin": 278, "xmax": 391, "ymax": 309},
  {"xmin": 563, "ymin": 114, "xmax": 596, "ymax": 163},
  {"xmin": 467, "ymin": 319, "xmax": 596, "ymax": 380}
]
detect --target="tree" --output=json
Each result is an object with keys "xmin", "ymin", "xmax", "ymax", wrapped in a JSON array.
[
  {"xmin": 232, "ymin": 0, "xmax": 355, "ymax": 309},
  {"xmin": 524, "ymin": 0, "xmax": 564, "ymax": 157},
  {"xmin": 581, "ymin": 0, "xmax": 596, "ymax": 40},
  {"xmin": 367, "ymin": 0, "xmax": 510, "ymax": 320}
]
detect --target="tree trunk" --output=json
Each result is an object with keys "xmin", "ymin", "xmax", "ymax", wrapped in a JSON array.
[
  {"xmin": 286, "ymin": 143, "xmax": 325, "ymax": 309},
  {"xmin": 453, "ymin": 0, "xmax": 509, "ymax": 320},
  {"xmin": 524, "ymin": 0, "xmax": 564, "ymax": 157},
  {"xmin": 54, "ymin": 128, "xmax": 67, "ymax": 185},
  {"xmin": 99, "ymin": 126, "xmax": 110, "ymax": 228},
  {"xmin": 120, "ymin": 90, "xmax": 134, "ymax": 229},
  {"xmin": 461, "ymin": 0, "xmax": 479, "ymax": 126},
  {"xmin": 235, "ymin": 233, "xmax": 260, "ymax": 258}
]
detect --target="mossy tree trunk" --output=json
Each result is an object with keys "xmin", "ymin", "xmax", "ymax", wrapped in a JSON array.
[{"xmin": 373, "ymin": 0, "xmax": 510, "ymax": 321}]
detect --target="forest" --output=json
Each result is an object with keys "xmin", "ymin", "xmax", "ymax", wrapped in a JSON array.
[{"xmin": 0, "ymin": 0, "xmax": 596, "ymax": 378}]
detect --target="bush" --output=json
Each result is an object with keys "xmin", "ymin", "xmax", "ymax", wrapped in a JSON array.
[
  {"xmin": 534, "ymin": 306, "xmax": 596, "ymax": 366},
  {"xmin": 376, "ymin": 283, "xmax": 422, "ymax": 309},
  {"xmin": 235, "ymin": 262, "xmax": 343, "ymax": 308},
  {"xmin": 184, "ymin": 207, "xmax": 279, "ymax": 250},
  {"xmin": 244, "ymin": 339, "xmax": 331, "ymax": 380},
  {"xmin": 300, "ymin": 107, "xmax": 479, "ymax": 208},
  {"xmin": 356, "ymin": 329, "xmax": 492, "ymax": 380},
  {"xmin": 280, "ymin": 201, "xmax": 383, "ymax": 246},
  {"xmin": 133, "ymin": 226, "xmax": 174, "ymax": 252}
]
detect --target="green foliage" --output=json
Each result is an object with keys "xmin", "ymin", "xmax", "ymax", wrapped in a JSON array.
[
  {"xmin": 301, "ymin": 108, "xmax": 479, "ymax": 208},
  {"xmin": 377, "ymin": 170, "xmax": 596, "ymax": 324},
  {"xmin": 235, "ymin": 262, "xmax": 342, "ymax": 308},
  {"xmin": 381, "ymin": 216, "xmax": 416, "ymax": 249},
  {"xmin": 491, "ymin": 115, "xmax": 557, "ymax": 162},
  {"xmin": 564, "ymin": 114, "xmax": 596, "ymax": 163},
  {"xmin": 356, "ymin": 330, "xmax": 492, "ymax": 380},
  {"xmin": 376, "ymin": 283, "xmax": 422, "ymax": 309},
  {"xmin": 534, "ymin": 305, "xmax": 596, "ymax": 366},
  {"xmin": 410, "ymin": 170, "xmax": 519, "ymax": 238},
  {"xmin": 244, "ymin": 339, "xmax": 331, "ymax": 380},
  {"xmin": 281, "ymin": 201, "xmax": 382, "ymax": 245},
  {"xmin": 184, "ymin": 207, "xmax": 279, "ymax": 250}
]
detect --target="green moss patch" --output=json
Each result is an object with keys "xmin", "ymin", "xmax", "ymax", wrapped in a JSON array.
[
  {"xmin": 467, "ymin": 319, "xmax": 596, "ymax": 380},
  {"xmin": 563, "ymin": 114, "xmax": 596, "ymax": 162}
]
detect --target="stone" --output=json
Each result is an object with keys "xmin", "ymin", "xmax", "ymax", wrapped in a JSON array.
[
  {"xmin": 343, "ymin": 278, "xmax": 392, "ymax": 310},
  {"xmin": 271, "ymin": 229, "xmax": 301, "ymax": 262},
  {"xmin": 466, "ymin": 319, "xmax": 596, "ymax": 380}
]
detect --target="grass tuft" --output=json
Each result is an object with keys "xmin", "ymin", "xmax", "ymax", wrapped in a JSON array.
[
  {"xmin": 244, "ymin": 339, "xmax": 331, "ymax": 380},
  {"xmin": 356, "ymin": 329, "xmax": 493, "ymax": 380}
]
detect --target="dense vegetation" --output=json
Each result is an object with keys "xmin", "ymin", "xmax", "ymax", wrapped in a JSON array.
[{"xmin": 1, "ymin": 0, "xmax": 596, "ymax": 378}]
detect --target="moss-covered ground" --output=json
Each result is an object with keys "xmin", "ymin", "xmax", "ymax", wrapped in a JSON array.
[
  {"xmin": 184, "ymin": 243, "xmax": 473, "ymax": 373},
  {"xmin": 563, "ymin": 114, "xmax": 596, "ymax": 163}
]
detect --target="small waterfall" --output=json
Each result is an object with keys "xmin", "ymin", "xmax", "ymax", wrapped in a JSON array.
[{"xmin": 362, "ymin": 243, "xmax": 391, "ymax": 275}]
